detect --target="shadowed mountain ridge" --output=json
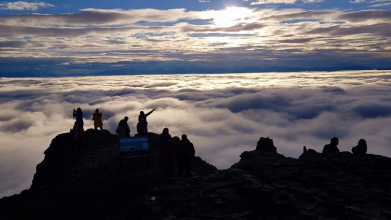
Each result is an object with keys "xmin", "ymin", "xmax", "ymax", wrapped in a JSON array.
[{"xmin": 0, "ymin": 129, "xmax": 390, "ymax": 219}]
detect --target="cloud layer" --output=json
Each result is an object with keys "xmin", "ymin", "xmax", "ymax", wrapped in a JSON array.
[
  {"xmin": 0, "ymin": 1, "xmax": 53, "ymax": 11},
  {"xmin": 1, "ymin": 70, "xmax": 391, "ymax": 198},
  {"xmin": 0, "ymin": 6, "xmax": 390, "ymax": 74}
]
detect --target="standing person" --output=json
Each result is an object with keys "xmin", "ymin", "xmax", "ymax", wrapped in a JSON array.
[
  {"xmin": 73, "ymin": 108, "xmax": 84, "ymax": 126},
  {"xmin": 71, "ymin": 123, "xmax": 84, "ymax": 154},
  {"xmin": 160, "ymin": 139, "xmax": 176, "ymax": 177},
  {"xmin": 159, "ymin": 128, "xmax": 172, "ymax": 148},
  {"xmin": 352, "ymin": 139, "xmax": 367, "ymax": 154},
  {"xmin": 322, "ymin": 137, "xmax": 340, "ymax": 154},
  {"xmin": 137, "ymin": 109, "xmax": 155, "ymax": 136},
  {"xmin": 117, "ymin": 116, "xmax": 130, "ymax": 138},
  {"xmin": 177, "ymin": 134, "xmax": 195, "ymax": 178},
  {"xmin": 92, "ymin": 108, "xmax": 103, "ymax": 131}
]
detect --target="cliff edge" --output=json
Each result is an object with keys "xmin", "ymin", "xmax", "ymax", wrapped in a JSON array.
[{"xmin": 0, "ymin": 130, "xmax": 390, "ymax": 219}]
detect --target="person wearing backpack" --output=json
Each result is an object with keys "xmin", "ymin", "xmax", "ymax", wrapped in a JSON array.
[{"xmin": 117, "ymin": 116, "xmax": 130, "ymax": 138}]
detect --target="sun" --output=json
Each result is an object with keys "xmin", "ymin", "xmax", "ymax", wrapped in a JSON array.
[{"xmin": 200, "ymin": 7, "xmax": 254, "ymax": 27}]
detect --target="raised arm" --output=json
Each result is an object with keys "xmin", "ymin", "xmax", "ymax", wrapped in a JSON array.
[{"xmin": 145, "ymin": 109, "xmax": 155, "ymax": 117}]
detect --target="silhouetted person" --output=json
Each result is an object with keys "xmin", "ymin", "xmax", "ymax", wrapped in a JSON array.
[
  {"xmin": 137, "ymin": 109, "xmax": 155, "ymax": 136},
  {"xmin": 322, "ymin": 137, "xmax": 340, "ymax": 154},
  {"xmin": 73, "ymin": 108, "xmax": 83, "ymax": 126},
  {"xmin": 159, "ymin": 128, "xmax": 172, "ymax": 147},
  {"xmin": 71, "ymin": 122, "xmax": 84, "ymax": 154},
  {"xmin": 117, "ymin": 116, "xmax": 130, "ymax": 138},
  {"xmin": 177, "ymin": 134, "xmax": 195, "ymax": 178},
  {"xmin": 160, "ymin": 139, "xmax": 176, "ymax": 177},
  {"xmin": 93, "ymin": 108, "xmax": 103, "ymax": 131},
  {"xmin": 352, "ymin": 139, "xmax": 367, "ymax": 155},
  {"xmin": 172, "ymin": 136, "xmax": 181, "ymax": 149}
]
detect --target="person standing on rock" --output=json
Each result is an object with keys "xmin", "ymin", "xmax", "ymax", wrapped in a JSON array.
[
  {"xmin": 160, "ymin": 139, "xmax": 176, "ymax": 177},
  {"xmin": 137, "ymin": 109, "xmax": 155, "ymax": 136},
  {"xmin": 71, "ymin": 122, "xmax": 84, "ymax": 154},
  {"xmin": 117, "ymin": 116, "xmax": 130, "ymax": 138},
  {"xmin": 73, "ymin": 108, "xmax": 84, "ymax": 126},
  {"xmin": 92, "ymin": 108, "xmax": 103, "ymax": 131},
  {"xmin": 177, "ymin": 134, "xmax": 195, "ymax": 178},
  {"xmin": 159, "ymin": 128, "xmax": 172, "ymax": 148},
  {"xmin": 352, "ymin": 139, "xmax": 367, "ymax": 154},
  {"xmin": 322, "ymin": 137, "xmax": 340, "ymax": 154}
]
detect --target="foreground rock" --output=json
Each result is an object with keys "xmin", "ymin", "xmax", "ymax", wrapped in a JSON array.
[{"xmin": 1, "ymin": 132, "xmax": 391, "ymax": 219}]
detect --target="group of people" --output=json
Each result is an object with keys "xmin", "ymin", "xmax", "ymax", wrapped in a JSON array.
[
  {"xmin": 322, "ymin": 137, "xmax": 368, "ymax": 154},
  {"xmin": 159, "ymin": 128, "xmax": 196, "ymax": 178},
  {"xmin": 71, "ymin": 107, "xmax": 195, "ymax": 177},
  {"xmin": 71, "ymin": 108, "xmax": 103, "ymax": 152},
  {"xmin": 116, "ymin": 109, "xmax": 155, "ymax": 138}
]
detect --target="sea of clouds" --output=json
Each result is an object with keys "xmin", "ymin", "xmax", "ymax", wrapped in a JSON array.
[{"xmin": 1, "ymin": 70, "xmax": 391, "ymax": 198}]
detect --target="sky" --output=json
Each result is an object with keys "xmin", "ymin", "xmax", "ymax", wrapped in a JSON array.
[
  {"xmin": 1, "ymin": 71, "xmax": 391, "ymax": 198},
  {"xmin": 0, "ymin": 0, "xmax": 390, "ymax": 76}
]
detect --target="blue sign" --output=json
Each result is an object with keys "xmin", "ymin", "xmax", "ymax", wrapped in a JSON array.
[{"xmin": 120, "ymin": 137, "xmax": 149, "ymax": 152}]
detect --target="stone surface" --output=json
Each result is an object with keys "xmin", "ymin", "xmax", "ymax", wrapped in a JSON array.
[{"xmin": 0, "ymin": 130, "xmax": 390, "ymax": 219}]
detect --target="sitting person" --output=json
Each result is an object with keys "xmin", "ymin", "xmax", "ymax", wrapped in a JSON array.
[
  {"xmin": 92, "ymin": 108, "xmax": 103, "ymax": 131},
  {"xmin": 352, "ymin": 139, "xmax": 367, "ymax": 154},
  {"xmin": 322, "ymin": 137, "xmax": 340, "ymax": 154},
  {"xmin": 116, "ymin": 116, "xmax": 130, "ymax": 138}
]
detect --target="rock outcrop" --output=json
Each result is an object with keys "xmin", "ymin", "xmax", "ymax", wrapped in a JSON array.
[{"xmin": 1, "ymin": 131, "xmax": 391, "ymax": 219}]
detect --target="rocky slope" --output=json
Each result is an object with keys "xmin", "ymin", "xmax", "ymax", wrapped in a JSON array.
[{"xmin": 1, "ymin": 130, "xmax": 391, "ymax": 219}]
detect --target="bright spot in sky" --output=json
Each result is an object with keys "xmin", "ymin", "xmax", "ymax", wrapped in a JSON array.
[{"xmin": 200, "ymin": 7, "xmax": 254, "ymax": 27}]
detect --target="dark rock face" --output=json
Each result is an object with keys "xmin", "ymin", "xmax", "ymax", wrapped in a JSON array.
[
  {"xmin": 1, "ymin": 132, "xmax": 391, "ymax": 219},
  {"xmin": 256, "ymin": 137, "xmax": 277, "ymax": 153}
]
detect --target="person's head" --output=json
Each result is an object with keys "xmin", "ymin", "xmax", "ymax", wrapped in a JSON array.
[
  {"xmin": 77, "ymin": 108, "xmax": 82, "ymax": 113},
  {"xmin": 140, "ymin": 111, "xmax": 145, "ymax": 116},
  {"xmin": 95, "ymin": 108, "xmax": 99, "ymax": 113},
  {"xmin": 173, "ymin": 136, "xmax": 180, "ymax": 145},
  {"xmin": 358, "ymin": 139, "xmax": 367, "ymax": 148},
  {"xmin": 330, "ymin": 137, "xmax": 339, "ymax": 145},
  {"xmin": 182, "ymin": 134, "xmax": 188, "ymax": 141},
  {"xmin": 163, "ymin": 128, "xmax": 169, "ymax": 134},
  {"xmin": 124, "ymin": 116, "xmax": 129, "ymax": 122}
]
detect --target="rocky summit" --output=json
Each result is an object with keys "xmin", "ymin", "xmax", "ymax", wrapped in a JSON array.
[{"xmin": 1, "ymin": 130, "xmax": 391, "ymax": 219}]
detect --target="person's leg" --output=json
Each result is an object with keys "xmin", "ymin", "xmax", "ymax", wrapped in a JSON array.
[
  {"xmin": 185, "ymin": 161, "xmax": 191, "ymax": 178},
  {"xmin": 178, "ymin": 162, "xmax": 184, "ymax": 177}
]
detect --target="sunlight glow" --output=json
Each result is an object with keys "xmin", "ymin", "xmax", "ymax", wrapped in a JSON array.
[{"xmin": 200, "ymin": 7, "xmax": 254, "ymax": 27}]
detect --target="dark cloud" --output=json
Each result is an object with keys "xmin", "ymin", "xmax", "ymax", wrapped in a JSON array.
[
  {"xmin": 352, "ymin": 102, "xmax": 391, "ymax": 118},
  {"xmin": 0, "ymin": 8, "xmax": 199, "ymax": 26},
  {"xmin": 338, "ymin": 10, "xmax": 391, "ymax": 23},
  {"xmin": 0, "ymin": 119, "xmax": 34, "ymax": 132}
]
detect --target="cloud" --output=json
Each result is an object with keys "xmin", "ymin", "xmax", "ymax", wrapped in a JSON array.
[
  {"xmin": 1, "ymin": 71, "xmax": 391, "ymax": 198},
  {"xmin": 247, "ymin": 0, "xmax": 322, "ymax": 4},
  {"xmin": 249, "ymin": 0, "xmax": 298, "ymax": 5},
  {"xmin": 0, "ymin": 8, "xmax": 200, "ymax": 26},
  {"xmin": 0, "ymin": 7, "xmax": 390, "ymax": 70},
  {"xmin": 0, "ymin": 1, "xmax": 54, "ymax": 11}
]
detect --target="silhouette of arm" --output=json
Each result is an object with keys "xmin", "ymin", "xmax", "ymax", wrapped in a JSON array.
[
  {"xmin": 73, "ymin": 110, "xmax": 76, "ymax": 118},
  {"xmin": 145, "ymin": 109, "xmax": 155, "ymax": 117},
  {"xmin": 190, "ymin": 142, "xmax": 195, "ymax": 157}
]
